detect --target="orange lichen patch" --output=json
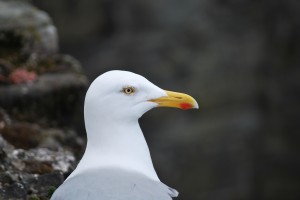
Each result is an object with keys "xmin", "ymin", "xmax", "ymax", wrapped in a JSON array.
[
  {"xmin": 1, "ymin": 123, "xmax": 41, "ymax": 150},
  {"xmin": 8, "ymin": 68, "xmax": 37, "ymax": 84},
  {"xmin": 24, "ymin": 161, "xmax": 54, "ymax": 174}
]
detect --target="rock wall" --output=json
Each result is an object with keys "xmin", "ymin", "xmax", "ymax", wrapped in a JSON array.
[{"xmin": 0, "ymin": 1, "xmax": 88, "ymax": 199}]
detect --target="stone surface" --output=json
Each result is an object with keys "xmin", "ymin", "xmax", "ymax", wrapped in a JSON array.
[
  {"xmin": 0, "ymin": 72, "xmax": 88, "ymax": 127},
  {"xmin": 0, "ymin": 0, "xmax": 58, "ymax": 61},
  {"xmin": 0, "ymin": 135, "xmax": 75, "ymax": 200},
  {"xmin": 0, "ymin": 1, "xmax": 88, "ymax": 199},
  {"xmin": 0, "ymin": 108, "xmax": 85, "ymax": 199}
]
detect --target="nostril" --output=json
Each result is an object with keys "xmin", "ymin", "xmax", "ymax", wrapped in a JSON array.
[{"xmin": 174, "ymin": 97, "xmax": 183, "ymax": 99}]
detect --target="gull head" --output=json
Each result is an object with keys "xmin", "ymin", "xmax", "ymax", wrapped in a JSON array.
[{"xmin": 84, "ymin": 70, "xmax": 198, "ymax": 122}]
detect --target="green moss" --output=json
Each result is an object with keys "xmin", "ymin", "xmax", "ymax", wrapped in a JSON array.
[
  {"xmin": 29, "ymin": 194, "xmax": 40, "ymax": 200},
  {"xmin": 27, "ymin": 25, "xmax": 42, "ymax": 43},
  {"xmin": 47, "ymin": 186, "xmax": 57, "ymax": 198}
]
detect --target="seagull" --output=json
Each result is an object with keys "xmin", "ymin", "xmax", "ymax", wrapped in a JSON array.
[{"xmin": 51, "ymin": 70, "xmax": 198, "ymax": 200}]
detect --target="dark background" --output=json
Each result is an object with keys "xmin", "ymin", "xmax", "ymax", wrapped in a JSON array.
[{"xmin": 21, "ymin": 0, "xmax": 300, "ymax": 199}]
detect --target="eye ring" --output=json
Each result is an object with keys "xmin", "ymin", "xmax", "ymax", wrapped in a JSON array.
[{"xmin": 122, "ymin": 86, "xmax": 135, "ymax": 95}]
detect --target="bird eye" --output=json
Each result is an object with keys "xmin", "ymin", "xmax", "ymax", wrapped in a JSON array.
[{"xmin": 122, "ymin": 86, "xmax": 135, "ymax": 95}]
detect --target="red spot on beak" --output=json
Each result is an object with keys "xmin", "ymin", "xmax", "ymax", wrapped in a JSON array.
[{"xmin": 179, "ymin": 103, "xmax": 193, "ymax": 110}]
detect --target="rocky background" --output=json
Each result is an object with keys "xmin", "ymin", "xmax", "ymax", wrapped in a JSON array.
[
  {"xmin": 0, "ymin": 0, "xmax": 87, "ymax": 199},
  {"xmin": 1, "ymin": 0, "xmax": 300, "ymax": 199}
]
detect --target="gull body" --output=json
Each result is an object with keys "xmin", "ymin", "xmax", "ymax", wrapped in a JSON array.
[{"xmin": 51, "ymin": 70, "xmax": 198, "ymax": 200}]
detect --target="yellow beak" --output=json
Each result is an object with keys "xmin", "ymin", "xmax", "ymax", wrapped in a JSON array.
[{"xmin": 149, "ymin": 90, "xmax": 199, "ymax": 110}]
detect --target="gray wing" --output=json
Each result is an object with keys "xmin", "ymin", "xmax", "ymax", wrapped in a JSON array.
[{"xmin": 51, "ymin": 168, "xmax": 178, "ymax": 200}]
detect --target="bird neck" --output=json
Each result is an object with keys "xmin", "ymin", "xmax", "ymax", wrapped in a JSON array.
[{"xmin": 67, "ymin": 117, "xmax": 160, "ymax": 181}]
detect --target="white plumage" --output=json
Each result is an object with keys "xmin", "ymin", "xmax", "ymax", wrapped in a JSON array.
[{"xmin": 51, "ymin": 70, "xmax": 198, "ymax": 200}]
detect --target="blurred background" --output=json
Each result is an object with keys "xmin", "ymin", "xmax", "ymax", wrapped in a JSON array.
[{"xmin": 0, "ymin": 0, "xmax": 300, "ymax": 199}]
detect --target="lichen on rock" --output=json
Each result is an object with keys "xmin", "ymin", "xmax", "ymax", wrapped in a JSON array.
[
  {"xmin": 0, "ymin": 134, "xmax": 76, "ymax": 199},
  {"xmin": 0, "ymin": 0, "xmax": 88, "ymax": 199}
]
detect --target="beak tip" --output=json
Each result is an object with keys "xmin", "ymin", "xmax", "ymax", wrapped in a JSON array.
[
  {"xmin": 192, "ymin": 100, "xmax": 199, "ymax": 109},
  {"xmin": 194, "ymin": 102, "xmax": 199, "ymax": 109}
]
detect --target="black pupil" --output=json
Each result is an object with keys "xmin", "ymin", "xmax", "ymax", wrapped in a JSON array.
[{"xmin": 126, "ymin": 88, "xmax": 131, "ymax": 93}]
